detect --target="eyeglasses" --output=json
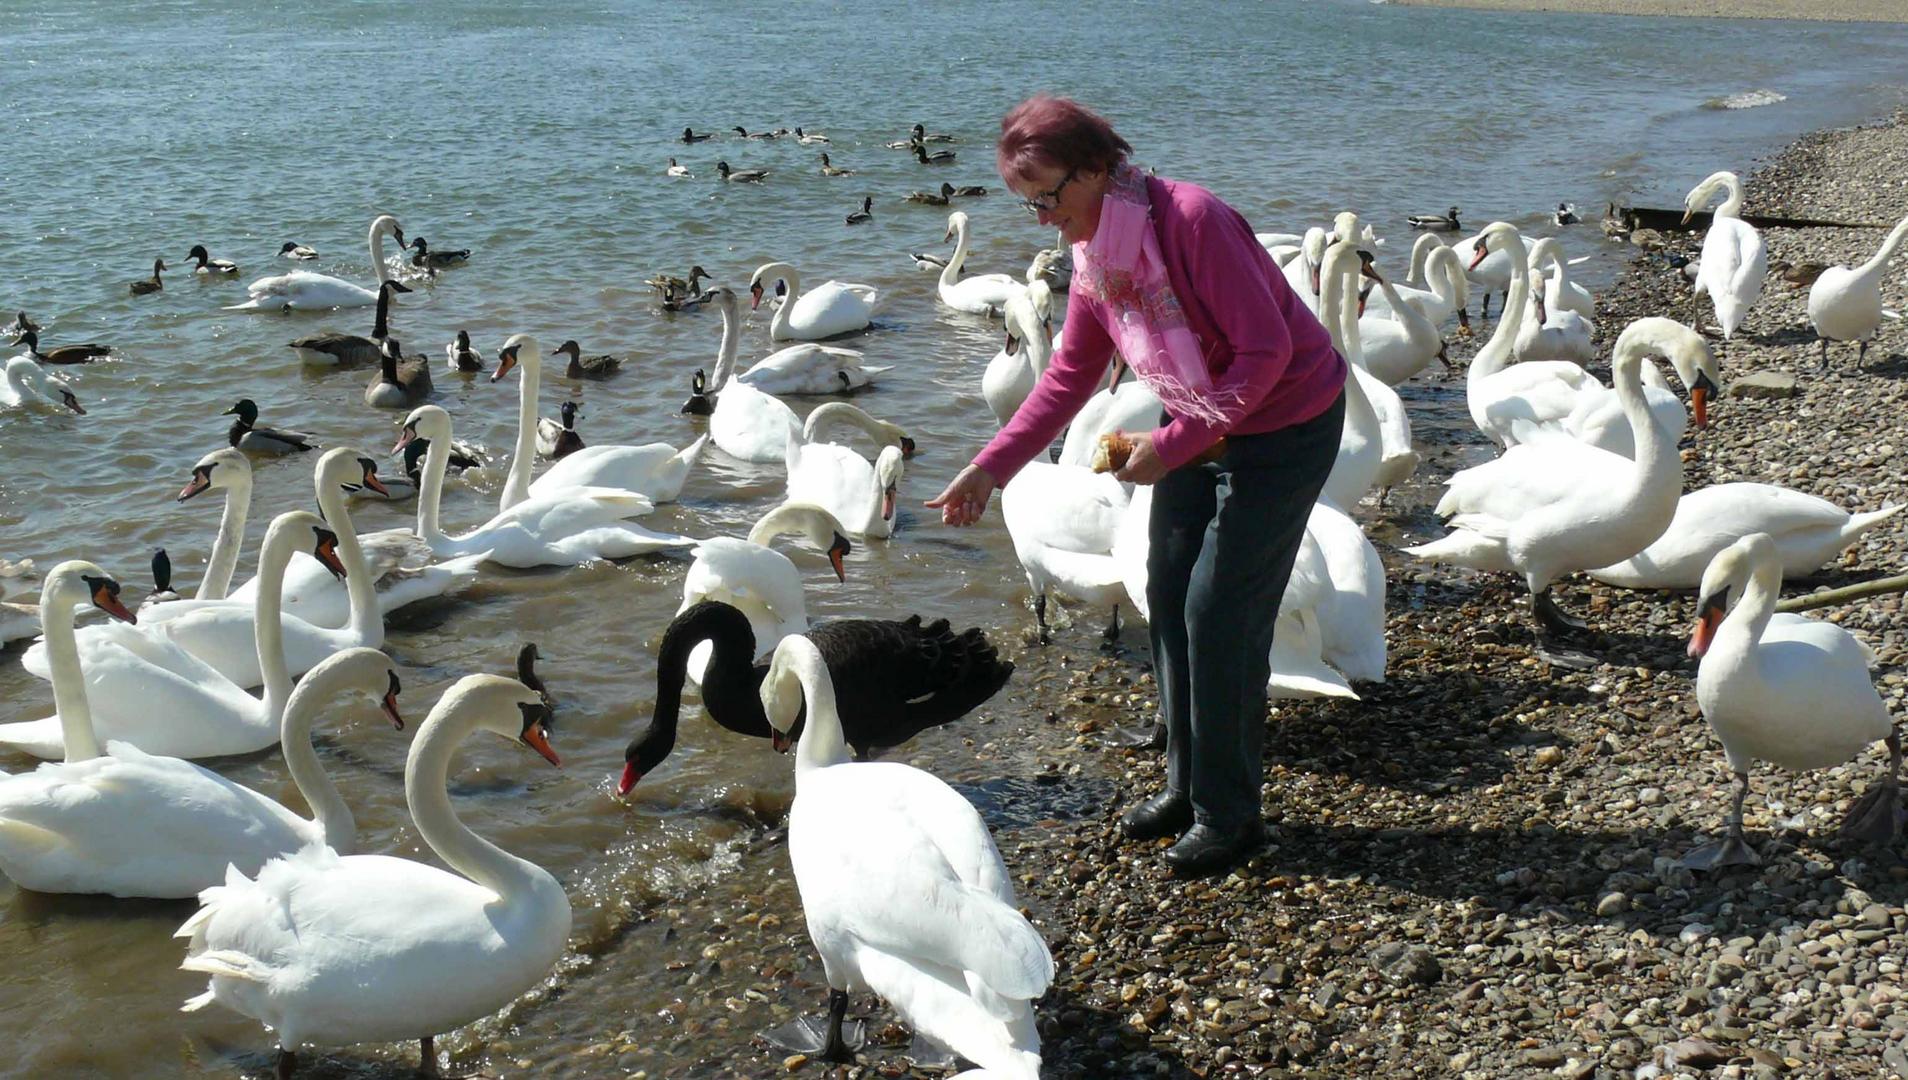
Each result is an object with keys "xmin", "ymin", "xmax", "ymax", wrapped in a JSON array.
[{"xmin": 1018, "ymin": 169, "xmax": 1078, "ymax": 215}]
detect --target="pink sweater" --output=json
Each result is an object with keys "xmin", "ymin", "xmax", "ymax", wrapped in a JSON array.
[{"xmin": 973, "ymin": 176, "xmax": 1345, "ymax": 483}]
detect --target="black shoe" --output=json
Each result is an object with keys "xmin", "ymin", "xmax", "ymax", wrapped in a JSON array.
[
  {"xmin": 1119, "ymin": 792, "xmax": 1192, "ymax": 841},
  {"xmin": 1164, "ymin": 821, "xmax": 1265, "ymax": 877}
]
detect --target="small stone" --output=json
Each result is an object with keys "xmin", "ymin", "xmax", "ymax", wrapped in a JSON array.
[
  {"xmin": 783, "ymin": 1054, "xmax": 809, "ymax": 1071},
  {"xmin": 1666, "ymin": 1035, "xmax": 1731, "ymax": 1069},
  {"xmin": 1729, "ymin": 371, "xmax": 1798, "ymax": 399},
  {"xmin": 1524, "ymin": 1045, "xmax": 1569, "ymax": 1067},
  {"xmin": 1372, "ymin": 942, "xmax": 1443, "ymax": 986},
  {"xmin": 1533, "ymin": 746, "xmax": 1565, "ymax": 770},
  {"xmin": 1597, "ymin": 892, "xmax": 1630, "ymax": 918}
]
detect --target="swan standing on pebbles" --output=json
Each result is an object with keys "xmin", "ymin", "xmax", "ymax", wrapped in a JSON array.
[
  {"xmin": 177, "ymin": 674, "xmax": 568, "ymax": 1080},
  {"xmin": 1591, "ymin": 485, "xmax": 1903, "ymax": 590},
  {"xmin": 396, "ymin": 405, "xmax": 698, "ymax": 567},
  {"xmin": 620, "ymin": 599, "xmax": 1013, "ymax": 789},
  {"xmin": 684, "ymin": 287, "xmax": 804, "ymax": 463},
  {"xmin": 1684, "ymin": 170, "xmax": 1767, "ymax": 339},
  {"xmin": 749, "ymin": 261, "xmax": 879, "ymax": 341},
  {"xmin": 757, "ymin": 634, "xmax": 1050, "ymax": 1077},
  {"xmin": 1407, "ymin": 317, "xmax": 1700, "ymax": 665},
  {"xmin": 1807, "ymin": 212, "xmax": 1908, "ymax": 366},
  {"xmin": 939, "ymin": 211, "xmax": 1028, "ymax": 316},
  {"xmin": 1002, "ymin": 460, "xmax": 1130, "ymax": 645},
  {"xmin": 230, "ymin": 215, "xmax": 404, "ymax": 311},
  {"xmin": 1684, "ymin": 533, "xmax": 1901, "ymax": 868},
  {"xmin": 491, "ymin": 334, "xmax": 708, "ymax": 508}
]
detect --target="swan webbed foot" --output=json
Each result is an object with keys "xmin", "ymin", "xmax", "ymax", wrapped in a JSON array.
[
  {"xmin": 1530, "ymin": 588, "xmax": 1589, "ymax": 635},
  {"xmin": 1839, "ymin": 778, "xmax": 1904, "ymax": 846},
  {"xmin": 761, "ymin": 990, "xmax": 864, "ymax": 1063},
  {"xmin": 1681, "ymin": 831, "xmax": 1762, "ymax": 871},
  {"xmin": 904, "ymin": 1031, "xmax": 963, "ymax": 1070}
]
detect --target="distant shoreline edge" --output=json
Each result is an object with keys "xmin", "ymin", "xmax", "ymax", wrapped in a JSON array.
[{"xmin": 1383, "ymin": 0, "xmax": 1908, "ymax": 23}]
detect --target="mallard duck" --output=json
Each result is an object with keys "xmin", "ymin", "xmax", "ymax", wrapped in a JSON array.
[
  {"xmin": 1408, "ymin": 206, "xmax": 1461, "ymax": 232},
  {"xmin": 406, "ymin": 236, "xmax": 469, "ymax": 272},
  {"xmin": 910, "ymin": 122, "xmax": 954, "ymax": 144},
  {"xmin": 845, "ymin": 197, "xmax": 873, "ymax": 226},
  {"xmin": 444, "ymin": 329, "xmax": 484, "ymax": 373},
  {"xmin": 224, "ymin": 398, "xmax": 318, "ymax": 454},
  {"xmin": 732, "ymin": 126, "xmax": 776, "ymax": 140},
  {"xmin": 277, "ymin": 242, "xmax": 320, "ymax": 260},
  {"xmin": 682, "ymin": 127, "xmax": 713, "ymax": 143},
  {"xmin": 537, "ymin": 400, "xmax": 586, "ymax": 460},
  {"xmin": 912, "ymin": 143, "xmax": 956, "ymax": 166},
  {"xmin": 666, "ymin": 157, "xmax": 691, "ymax": 178},
  {"xmin": 716, "ymin": 160, "xmax": 769, "ymax": 183},
  {"xmin": 951, "ymin": 183, "xmax": 988, "ymax": 197},
  {"xmin": 794, "ymin": 127, "xmax": 829, "ymax": 144},
  {"xmin": 905, "ymin": 182, "xmax": 954, "ymax": 206},
  {"xmin": 130, "ymin": 258, "xmax": 166, "ymax": 295},
  {"xmin": 363, "ymin": 338, "xmax": 434, "ymax": 409},
  {"xmin": 186, "ymin": 245, "xmax": 240, "ymax": 275},
  {"xmin": 10, "ymin": 328, "xmax": 110, "ymax": 365},
  {"xmin": 142, "ymin": 548, "xmax": 182, "ymax": 610},
  {"xmin": 1554, "ymin": 203, "xmax": 1580, "ymax": 226},
  {"xmin": 818, "ymin": 152, "xmax": 853, "ymax": 177},
  {"xmin": 552, "ymin": 339, "xmax": 620, "ymax": 379}
]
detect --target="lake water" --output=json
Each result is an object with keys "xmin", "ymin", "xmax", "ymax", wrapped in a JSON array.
[{"xmin": 2, "ymin": 1, "xmax": 1905, "ymax": 1076}]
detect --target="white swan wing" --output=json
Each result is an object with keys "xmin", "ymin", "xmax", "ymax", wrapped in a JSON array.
[
  {"xmin": 0, "ymin": 743, "xmax": 310, "ymax": 897},
  {"xmin": 529, "ymin": 442, "xmax": 684, "ymax": 500},
  {"xmin": 711, "ymin": 384, "xmax": 802, "ymax": 463},
  {"xmin": 228, "ymin": 271, "xmax": 377, "ymax": 311}
]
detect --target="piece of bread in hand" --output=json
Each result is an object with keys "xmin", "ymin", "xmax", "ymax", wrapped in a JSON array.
[{"xmin": 1091, "ymin": 431, "xmax": 1133, "ymax": 474}]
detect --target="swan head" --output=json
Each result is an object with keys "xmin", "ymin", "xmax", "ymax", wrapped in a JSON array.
[
  {"xmin": 620, "ymin": 601, "xmax": 761, "ymax": 792},
  {"xmin": 751, "ymin": 502, "xmax": 853, "ymax": 581},
  {"xmin": 760, "ymin": 633, "xmax": 826, "ymax": 753},
  {"xmin": 1689, "ymin": 532, "xmax": 1775, "ymax": 658},
  {"xmin": 1681, "ymin": 171, "xmax": 1740, "ymax": 222},
  {"xmin": 44, "ymin": 560, "xmax": 137, "ymax": 626},
  {"xmin": 1467, "ymin": 221, "xmax": 1526, "ymax": 271},
  {"xmin": 307, "ymin": 648, "xmax": 405, "ymax": 731},
  {"xmin": 943, "ymin": 210, "xmax": 970, "ymax": 244},
  {"xmin": 370, "ymin": 214, "xmax": 406, "ymax": 248},
  {"xmin": 178, "ymin": 447, "xmax": 252, "ymax": 502},
  {"xmin": 434, "ymin": 673, "xmax": 560, "ymax": 767},
  {"xmin": 394, "ymin": 404, "xmax": 453, "ymax": 453},
  {"xmin": 874, "ymin": 445, "xmax": 906, "ymax": 525},
  {"xmin": 747, "ymin": 264, "xmax": 794, "ymax": 310},
  {"xmin": 317, "ymin": 446, "xmax": 386, "ymax": 499},
  {"xmin": 1610, "ymin": 317, "xmax": 1711, "ymax": 409},
  {"xmin": 491, "ymin": 334, "xmax": 538, "ymax": 383}
]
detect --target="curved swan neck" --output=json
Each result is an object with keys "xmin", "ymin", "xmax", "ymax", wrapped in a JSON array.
[
  {"xmin": 314, "ymin": 464, "xmax": 380, "ymax": 640},
  {"xmin": 42, "ymin": 584, "xmax": 100, "ymax": 763},
  {"xmin": 789, "ymin": 647, "xmax": 847, "ymax": 775},
  {"xmin": 1407, "ymin": 234, "xmax": 1440, "ymax": 284},
  {"xmin": 941, "ymin": 218, "xmax": 970, "ymax": 289},
  {"xmin": 1467, "ymin": 231, "xmax": 1529, "ymax": 386},
  {"xmin": 712, "ymin": 301, "xmax": 742, "ymax": 391},
  {"xmin": 368, "ymin": 219, "xmax": 392, "ymax": 285},
  {"xmin": 416, "ymin": 428, "xmax": 451, "ymax": 543},
  {"xmin": 768, "ymin": 265, "xmax": 801, "ymax": 340},
  {"xmin": 199, "ymin": 481, "xmax": 251, "ymax": 600},
  {"xmin": 406, "ymin": 692, "xmax": 546, "ymax": 899},
  {"xmin": 802, "ymin": 402, "xmax": 892, "ymax": 449},
  {"xmin": 254, "ymin": 516, "xmax": 307, "ymax": 727},
  {"xmin": 278, "ymin": 652, "xmax": 370, "ymax": 854},
  {"xmin": 501, "ymin": 345, "xmax": 541, "ymax": 512},
  {"xmin": 1715, "ymin": 176, "xmax": 1744, "ymax": 219},
  {"xmin": 747, "ymin": 503, "xmax": 825, "ymax": 547},
  {"xmin": 1857, "ymin": 214, "xmax": 1908, "ymax": 280}
]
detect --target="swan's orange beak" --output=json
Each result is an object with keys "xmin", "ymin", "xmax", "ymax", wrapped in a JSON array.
[
  {"xmin": 828, "ymin": 534, "xmax": 851, "ymax": 583},
  {"xmin": 881, "ymin": 485, "xmax": 897, "ymax": 523},
  {"xmin": 90, "ymin": 579, "xmax": 135, "ymax": 625},
  {"xmin": 749, "ymin": 282, "xmax": 764, "ymax": 311},
  {"xmin": 521, "ymin": 718, "xmax": 561, "ymax": 767},
  {"xmin": 1468, "ymin": 243, "xmax": 1491, "ymax": 271},
  {"xmin": 178, "ymin": 467, "xmax": 212, "ymax": 502},
  {"xmin": 1004, "ymin": 332, "xmax": 1020, "ymax": 356},
  {"xmin": 491, "ymin": 347, "xmax": 519, "ymax": 384},
  {"xmin": 360, "ymin": 464, "xmax": 389, "ymax": 497},
  {"xmin": 312, "ymin": 529, "xmax": 348, "ymax": 581},
  {"xmin": 1692, "ymin": 384, "xmax": 1709, "ymax": 428},
  {"xmin": 1688, "ymin": 596, "xmax": 1726, "ymax": 658}
]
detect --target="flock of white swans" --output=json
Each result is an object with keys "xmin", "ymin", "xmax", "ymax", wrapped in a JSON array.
[{"xmin": 1, "ymin": 145, "xmax": 1907, "ymax": 1077}]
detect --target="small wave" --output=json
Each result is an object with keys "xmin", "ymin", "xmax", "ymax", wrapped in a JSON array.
[{"xmin": 1702, "ymin": 89, "xmax": 1788, "ymax": 111}]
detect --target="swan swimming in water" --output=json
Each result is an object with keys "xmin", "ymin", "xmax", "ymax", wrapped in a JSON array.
[{"xmin": 229, "ymin": 215, "xmax": 405, "ymax": 312}]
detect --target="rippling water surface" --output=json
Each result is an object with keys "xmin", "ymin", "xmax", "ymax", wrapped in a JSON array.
[{"xmin": 2, "ymin": 1, "xmax": 1905, "ymax": 1075}]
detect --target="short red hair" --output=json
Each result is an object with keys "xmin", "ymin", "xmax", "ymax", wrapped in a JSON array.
[{"xmin": 996, "ymin": 95, "xmax": 1132, "ymax": 184}]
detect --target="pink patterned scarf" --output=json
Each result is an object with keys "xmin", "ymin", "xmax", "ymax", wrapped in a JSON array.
[{"xmin": 1071, "ymin": 164, "xmax": 1246, "ymax": 427}]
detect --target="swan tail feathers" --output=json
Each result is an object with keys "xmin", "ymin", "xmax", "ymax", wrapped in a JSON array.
[
  {"xmin": 1404, "ymin": 522, "xmax": 1514, "ymax": 572},
  {"xmin": 1845, "ymin": 503, "xmax": 1906, "ymax": 541}
]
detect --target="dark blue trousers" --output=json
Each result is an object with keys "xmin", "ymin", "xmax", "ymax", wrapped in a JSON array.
[{"xmin": 1146, "ymin": 392, "xmax": 1345, "ymax": 830}]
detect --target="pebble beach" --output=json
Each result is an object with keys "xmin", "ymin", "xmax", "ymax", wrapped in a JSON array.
[{"xmin": 872, "ymin": 113, "xmax": 1908, "ymax": 1080}]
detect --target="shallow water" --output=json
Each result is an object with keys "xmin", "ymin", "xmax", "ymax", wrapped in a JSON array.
[{"xmin": 2, "ymin": 1, "xmax": 1906, "ymax": 1075}]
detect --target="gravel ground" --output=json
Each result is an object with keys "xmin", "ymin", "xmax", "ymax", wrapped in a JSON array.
[{"xmin": 696, "ymin": 113, "xmax": 1908, "ymax": 1080}]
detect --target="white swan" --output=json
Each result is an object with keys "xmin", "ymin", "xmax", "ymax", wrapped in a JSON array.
[
  {"xmin": 1, "ymin": 355, "xmax": 84, "ymax": 414},
  {"xmin": 1406, "ymin": 318, "xmax": 1695, "ymax": 648},
  {"xmin": 0, "ymin": 560, "xmax": 390, "ymax": 898},
  {"xmin": 1315, "ymin": 242, "xmax": 1391, "ymax": 509},
  {"xmin": 1526, "ymin": 237, "xmax": 1595, "ymax": 319},
  {"xmin": 1507, "ymin": 334, "xmax": 1721, "ymax": 459},
  {"xmin": 758, "ymin": 635, "xmax": 1051, "ymax": 1078},
  {"xmin": 749, "ymin": 261, "xmax": 879, "ymax": 341},
  {"xmin": 175, "ymin": 448, "xmax": 252, "ymax": 601},
  {"xmin": 177, "ymin": 674, "xmax": 570, "ymax": 1077},
  {"xmin": 1458, "ymin": 223, "xmax": 1602, "ymax": 447},
  {"xmin": 1684, "ymin": 532, "xmax": 1899, "ymax": 868},
  {"xmin": 939, "ymin": 211, "xmax": 1028, "ymax": 317},
  {"xmin": 1591, "ymin": 485, "xmax": 1903, "ymax": 590},
  {"xmin": 488, "ymin": 335, "xmax": 709, "ymax": 510},
  {"xmin": 738, "ymin": 341, "xmax": 892, "ymax": 396},
  {"xmin": 1357, "ymin": 267, "xmax": 1448, "ymax": 387},
  {"xmin": 679, "ymin": 502, "xmax": 852, "ymax": 683},
  {"xmin": 1684, "ymin": 171, "xmax": 1768, "ymax": 339},
  {"xmin": 228, "ymin": 215, "xmax": 404, "ymax": 312},
  {"xmin": 1279, "ymin": 227, "xmax": 1328, "ymax": 315},
  {"xmin": 1451, "ymin": 227, "xmax": 1513, "ymax": 319},
  {"xmin": 785, "ymin": 420, "xmax": 907, "ymax": 541},
  {"xmin": 1808, "ymin": 212, "xmax": 1908, "ymax": 365},
  {"xmin": 1002, "ymin": 461, "xmax": 1130, "ymax": 644},
  {"xmin": 690, "ymin": 287, "xmax": 804, "ymax": 464},
  {"xmin": 3, "ymin": 511, "xmax": 352, "ymax": 760},
  {"xmin": 982, "ymin": 281, "xmax": 1056, "ymax": 425},
  {"xmin": 397, "ymin": 405, "xmax": 696, "ymax": 567},
  {"xmin": 1510, "ymin": 275, "xmax": 1596, "ymax": 366},
  {"xmin": 1306, "ymin": 501, "xmax": 1387, "ymax": 685}
]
